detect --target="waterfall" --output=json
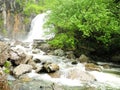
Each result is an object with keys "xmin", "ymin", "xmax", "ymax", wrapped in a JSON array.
[{"xmin": 25, "ymin": 11, "xmax": 53, "ymax": 42}]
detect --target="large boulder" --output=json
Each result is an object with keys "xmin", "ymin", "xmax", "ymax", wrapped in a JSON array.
[
  {"xmin": 54, "ymin": 49, "xmax": 65, "ymax": 56},
  {"xmin": 85, "ymin": 63, "xmax": 102, "ymax": 71},
  {"xmin": 8, "ymin": 47, "xmax": 32, "ymax": 65},
  {"xmin": 66, "ymin": 68, "xmax": 96, "ymax": 82},
  {"xmin": 78, "ymin": 54, "xmax": 89, "ymax": 63},
  {"xmin": 41, "ymin": 62, "xmax": 59, "ymax": 73},
  {"xmin": 32, "ymin": 39, "xmax": 46, "ymax": 49},
  {"xmin": 0, "ymin": 41, "xmax": 10, "ymax": 65},
  {"xmin": 66, "ymin": 51, "xmax": 75, "ymax": 59},
  {"xmin": 13, "ymin": 64, "xmax": 32, "ymax": 77},
  {"xmin": 111, "ymin": 54, "xmax": 120, "ymax": 63},
  {"xmin": 39, "ymin": 43, "xmax": 51, "ymax": 52}
]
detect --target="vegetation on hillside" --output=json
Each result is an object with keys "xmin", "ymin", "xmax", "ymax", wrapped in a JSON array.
[{"xmin": 45, "ymin": 0, "xmax": 120, "ymax": 60}]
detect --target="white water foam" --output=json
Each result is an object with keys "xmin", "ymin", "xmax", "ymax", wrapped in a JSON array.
[
  {"xmin": 90, "ymin": 71, "xmax": 120, "ymax": 88},
  {"xmin": 25, "ymin": 11, "xmax": 54, "ymax": 42}
]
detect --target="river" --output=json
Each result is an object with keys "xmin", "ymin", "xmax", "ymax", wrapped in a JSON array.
[{"xmin": 9, "ymin": 11, "xmax": 120, "ymax": 90}]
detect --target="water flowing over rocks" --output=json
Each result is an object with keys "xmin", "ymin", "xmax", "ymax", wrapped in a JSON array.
[{"xmin": 0, "ymin": 11, "xmax": 120, "ymax": 89}]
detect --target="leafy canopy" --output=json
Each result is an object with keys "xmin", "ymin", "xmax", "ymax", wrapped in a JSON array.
[{"xmin": 46, "ymin": 0, "xmax": 120, "ymax": 49}]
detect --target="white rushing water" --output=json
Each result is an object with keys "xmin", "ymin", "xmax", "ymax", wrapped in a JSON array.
[
  {"xmin": 20, "ymin": 11, "xmax": 120, "ymax": 89},
  {"xmin": 25, "ymin": 11, "xmax": 53, "ymax": 42}
]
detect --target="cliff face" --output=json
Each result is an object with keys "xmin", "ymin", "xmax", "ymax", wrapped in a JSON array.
[{"xmin": 0, "ymin": 0, "xmax": 32, "ymax": 40}]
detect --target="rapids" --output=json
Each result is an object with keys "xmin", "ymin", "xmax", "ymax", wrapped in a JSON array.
[{"xmin": 18, "ymin": 11, "xmax": 120, "ymax": 89}]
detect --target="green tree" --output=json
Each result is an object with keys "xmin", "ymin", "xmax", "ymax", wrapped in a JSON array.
[{"xmin": 46, "ymin": 0, "xmax": 120, "ymax": 51}]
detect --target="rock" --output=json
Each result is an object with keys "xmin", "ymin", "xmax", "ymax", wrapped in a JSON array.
[
  {"xmin": 33, "ymin": 58, "xmax": 41, "ymax": 63},
  {"xmin": 102, "ymin": 64, "xmax": 110, "ymax": 69},
  {"xmin": 42, "ymin": 62, "xmax": 59, "ymax": 73},
  {"xmin": 39, "ymin": 43, "xmax": 51, "ymax": 52},
  {"xmin": 66, "ymin": 51, "xmax": 75, "ymax": 59},
  {"xmin": 21, "ymin": 55, "xmax": 33, "ymax": 64},
  {"xmin": 13, "ymin": 64, "xmax": 32, "ymax": 77},
  {"xmin": 0, "ymin": 41, "xmax": 10, "ymax": 65},
  {"xmin": 35, "ymin": 64, "xmax": 43, "ymax": 73},
  {"xmin": 49, "ymin": 71, "xmax": 61, "ymax": 78},
  {"xmin": 28, "ymin": 59, "xmax": 37, "ymax": 70},
  {"xmin": 32, "ymin": 39, "xmax": 46, "ymax": 49},
  {"xmin": 78, "ymin": 54, "xmax": 89, "ymax": 63},
  {"xmin": 85, "ymin": 63, "xmax": 102, "ymax": 71},
  {"xmin": 8, "ymin": 48, "xmax": 26, "ymax": 65},
  {"xmin": 54, "ymin": 49, "xmax": 65, "ymax": 56},
  {"xmin": 32, "ymin": 49, "xmax": 41, "ymax": 54},
  {"xmin": 19, "ymin": 74, "xmax": 32, "ymax": 82},
  {"xmin": 71, "ymin": 60, "xmax": 78, "ymax": 65},
  {"xmin": 111, "ymin": 54, "xmax": 120, "ymax": 63},
  {"xmin": 67, "ymin": 68, "xmax": 96, "ymax": 82}
]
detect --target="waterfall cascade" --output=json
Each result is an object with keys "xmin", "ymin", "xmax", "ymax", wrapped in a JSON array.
[{"xmin": 25, "ymin": 11, "xmax": 53, "ymax": 42}]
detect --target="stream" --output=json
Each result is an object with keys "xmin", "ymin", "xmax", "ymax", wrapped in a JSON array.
[{"xmin": 7, "ymin": 11, "xmax": 120, "ymax": 90}]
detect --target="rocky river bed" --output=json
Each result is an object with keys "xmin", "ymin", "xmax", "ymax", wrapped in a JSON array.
[{"xmin": 0, "ymin": 39, "xmax": 120, "ymax": 90}]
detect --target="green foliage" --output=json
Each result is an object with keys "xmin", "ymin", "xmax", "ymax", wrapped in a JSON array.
[
  {"xmin": 4, "ymin": 61, "xmax": 11, "ymax": 68},
  {"xmin": 22, "ymin": 0, "xmax": 56, "ymax": 16},
  {"xmin": 46, "ymin": 0, "xmax": 120, "ymax": 49},
  {"xmin": 3, "ymin": 61, "xmax": 11, "ymax": 74},
  {"xmin": 48, "ymin": 33, "xmax": 75, "ymax": 50}
]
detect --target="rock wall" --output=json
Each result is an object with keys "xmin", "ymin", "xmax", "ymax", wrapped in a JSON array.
[{"xmin": 0, "ymin": 0, "xmax": 33, "ymax": 40}]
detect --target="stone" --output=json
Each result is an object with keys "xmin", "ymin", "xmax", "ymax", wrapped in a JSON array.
[
  {"xmin": 42, "ymin": 62, "xmax": 59, "ymax": 73},
  {"xmin": 66, "ymin": 51, "xmax": 75, "ymax": 59},
  {"xmin": 102, "ymin": 64, "xmax": 110, "ymax": 69},
  {"xmin": 35, "ymin": 64, "xmax": 43, "ymax": 73},
  {"xmin": 71, "ymin": 60, "xmax": 78, "ymax": 65},
  {"xmin": 85, "ymin": 63, "xmax": 102, "ymax": 71},
  {"xmin": 111, "ymin": 54, "xmax": 120, "ymax": 63},
  {"xmin": 33, "ymin": 58, "xmax": 41, "ymax": 63},
  {"xmin": 54, "ymin": 49, "xmax": 65, "ymax": 56},
  {"xmin": 67, "ymin": 68, "xmax": 96, "ymax": 82},
  {"xmin": 78, "ymin": 54, "xmax": 89, "ymax": 63},
  {"xmin": 0, "ymin": 41, "xmax": 10, "ymax": 65},
  {"xmin": 32, "ymin": 39, "xmax": 46, "ymax": 49},
  {"xmin": 32, "ymin": 49, "xmax": 41, "ymax": 54},
  {"xmin": 28, "ymin": 59, "xmax": 37, "ymax": 70},
  {"xmin": 39, "ymin": 43, "xmax": 51, "ymax": 52},
  {"xmin": 13, "ymin": 64, "xmax": 32, "ymax": 77},
  {"xmin": 48, "ymin": 71, "xmax": 61, "ymax": 78},
  {"xmin": 21, "ymin": 55, "xmax": 33, "ymax": 64},
  {"xmin": 8, "ymin": 48, "xmax": 26, "ymax": 65}
]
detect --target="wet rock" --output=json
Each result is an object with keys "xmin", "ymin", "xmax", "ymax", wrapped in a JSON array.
[
  {"xmin": 32, "ymin": 39, "xmax": 46, "ymax": 49},
  {"xmin": 67, "ymin": 68, "xmax": 96, "ymax": 82},
  {"xmin": 48, "ymin": 71, "xmax": 61, "ymax": 78},
  {"xmin": 33, "ymin": 58, "xmax": 41, "ymax": 63},
  {"xmin": 39, "ymin": 43, "xmax": 51, "ymax": 52},
  {"xmin": 42, "ymin": 62, "xmax": 59, "ymax": 73},
  {"xmin": 111, "ymin": 54, "xmax": 120, "ymax": 63},
  {"xmin": 85, "ymin": 63, "xmax": 102, "ymax": 71},
  {"xmin": 8, "ymin": 48, "xmax": 26, "ymax": 65},
  {"xmin": 66, "ymin": 51, "xmax": 75, "ymax": 59},
  {"xmin": 102, "ymin": 64, "xmax": 110, "ymax": 69},
  {"xmin": 20, "ymin": 55, "xmax": 33, "ymax": 65},
  {"xmin": 19, "ymin": 74, "xmax": 32, "ymax": 82},
  {"xmin": 32, "ymin": 49, "xmax": 41, "ymax": 54},
  {"xmin": 71, "ymin": 60, "xmax": 78, "ymax": 65},
  {"xmin": 28, "ymin": 59, "xmax": 37, "ymax": 70},
  {"xmin": 35, "ymin": 64, "xmax": 43, "ymax": 73},
  {"xmin": 0, "ymin": 41, "xmax": 10, "ymax": 65},
  {"xmin": 54, "ymin": 49, "xmax": 65, "ymax": 56},
  {"xmin": 13, "ymin": 64, "xmax": 32, "ymax": 77},
  {"xmin": 78, "ymin": 54, "xmax": 89, "ymax": 63}
]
